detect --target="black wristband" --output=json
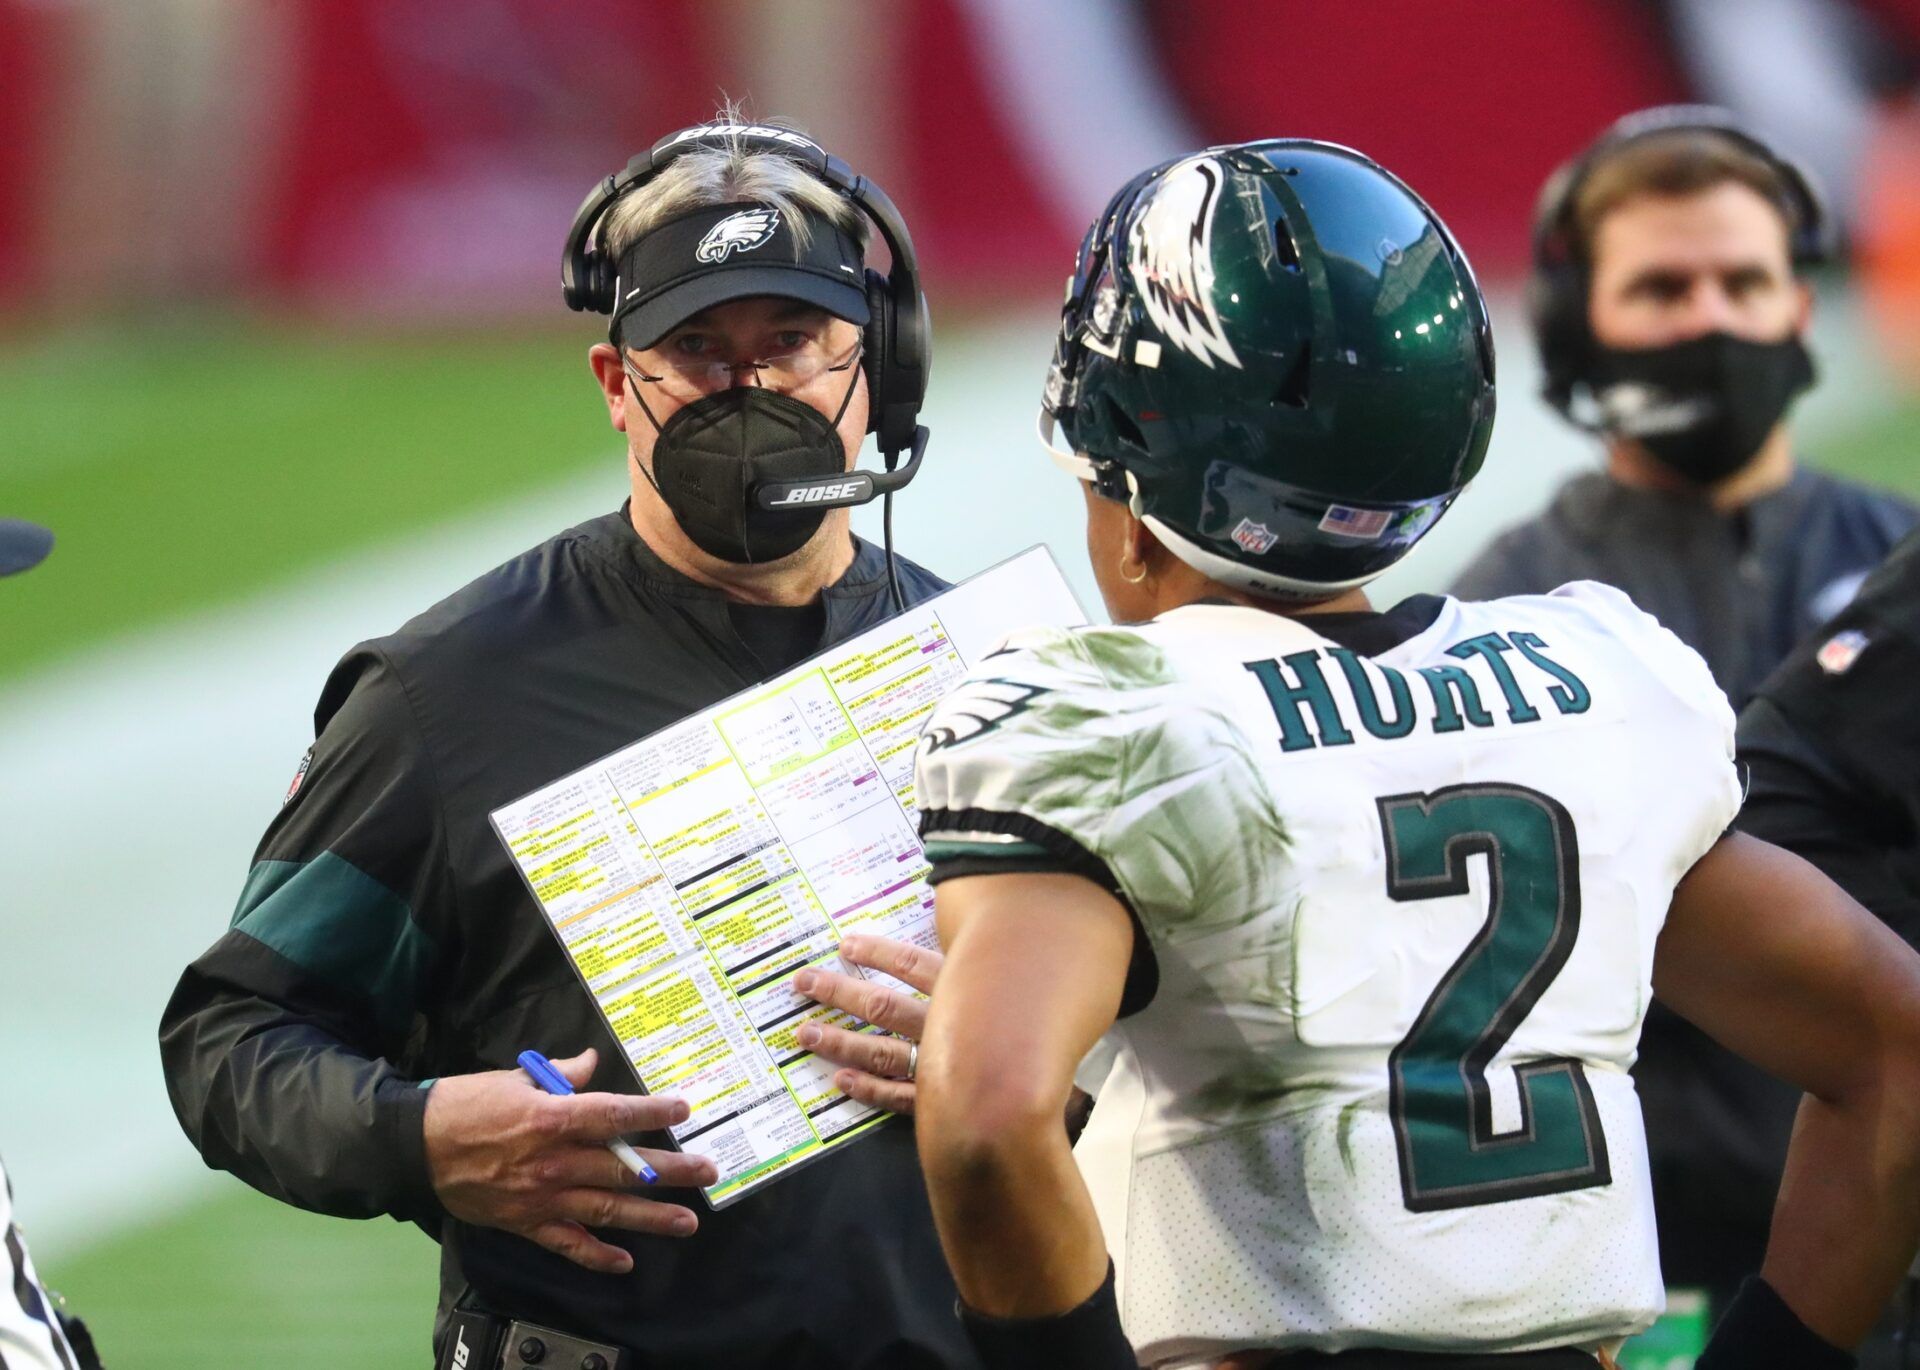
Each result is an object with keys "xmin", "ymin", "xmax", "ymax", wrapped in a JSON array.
[
  {"xmin": 959, "ymin": 1261, "xmax": 1136, "ymax": 1370},
  {"xmin": 1696, "ymin": 1277, "xmax": 1854, "ymax": 1370}
]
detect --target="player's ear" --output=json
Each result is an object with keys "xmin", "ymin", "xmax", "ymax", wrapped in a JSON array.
[
  {"xmin": 588, "ymin": 344, "xmax": 630, "ymax": 433},
  {"xmin": 1129, "ymin": 508, "xmax": 1172, "ymax": 574}
]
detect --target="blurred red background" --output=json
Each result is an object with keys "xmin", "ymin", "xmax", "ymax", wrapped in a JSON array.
[{"xmin": 0, "ymin": 0, "xmax": 1915, "ymax": 344}]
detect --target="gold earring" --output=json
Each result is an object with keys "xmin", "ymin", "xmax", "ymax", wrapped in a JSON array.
[{"xmin": 1119, "ymin": 554, "xmax": 1148, "ymax": 585}]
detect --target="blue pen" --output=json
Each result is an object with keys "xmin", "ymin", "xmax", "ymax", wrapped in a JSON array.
[{"xmin": 518, "ymin": 1049, "xmax": 660, "ymax": 1184}]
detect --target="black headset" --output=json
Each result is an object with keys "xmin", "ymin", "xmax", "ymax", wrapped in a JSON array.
[
  {"xmin": 1528, "ymin": 104, "xmax": 1834, "ymax": 418},
  {"xmin": 562, "ymin": 121, "xmax": 931, "ymax": 464}
]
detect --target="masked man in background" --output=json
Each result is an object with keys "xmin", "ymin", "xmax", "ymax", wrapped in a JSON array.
[
  {"xmin": 1452, "ymin": 107, "xmax": 1920, "ymax": 1350},
  {"xmin": 1453, "ymin": 106, "xmax": 1915, "ymax": 708}
]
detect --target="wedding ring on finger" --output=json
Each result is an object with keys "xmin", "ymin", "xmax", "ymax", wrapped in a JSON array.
[{"xmin": 905, "ymin": 1041, "xmax": 918, "ymax": 1081}]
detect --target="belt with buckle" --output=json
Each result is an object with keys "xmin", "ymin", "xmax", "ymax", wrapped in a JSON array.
[{"xmin": 439, "ymin": 1308, "xmax": 629, "ymax": 1370}]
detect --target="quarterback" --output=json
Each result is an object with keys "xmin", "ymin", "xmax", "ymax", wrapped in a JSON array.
[{"xmin": 910, "ymin": 142, "xmax": 1920, "ymax": 1369}]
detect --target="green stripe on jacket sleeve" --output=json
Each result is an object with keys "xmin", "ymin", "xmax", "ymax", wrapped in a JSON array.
[{"xmin": 230, "ymin": 855, "xmax": 437, "ymax": 1039}]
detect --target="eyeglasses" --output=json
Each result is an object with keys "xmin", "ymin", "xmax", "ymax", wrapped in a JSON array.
[{"xmin": 623, "ymin": 338, "xmax": 862, "ymax": 402}]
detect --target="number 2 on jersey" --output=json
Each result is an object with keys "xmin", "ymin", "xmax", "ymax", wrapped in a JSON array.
[{"xmin": 1376, "ymin": 783, "xmax": 1611, "ymax": 1211}]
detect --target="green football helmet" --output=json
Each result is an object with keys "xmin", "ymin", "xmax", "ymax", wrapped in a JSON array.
[{"xmin": 1041, "ymin": 139, "xmax": 1496, "ymax": 599}]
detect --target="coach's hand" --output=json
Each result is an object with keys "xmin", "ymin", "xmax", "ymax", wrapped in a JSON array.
[
  {"xmin": 793, "ymin": 933, "xmax": 942, "ymax": 1114},
  {"xmin": 423, "ymin": 1047, "xmax": 717, "ymax": 1273}
]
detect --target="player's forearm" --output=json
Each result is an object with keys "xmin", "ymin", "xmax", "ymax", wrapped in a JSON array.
[
  {"xmin": 918, "ymin": 874, "xmax": 1135, "ymax": 1316},
  {"xmin": 917, "ymin": 1101, "xmax": 1108, "ymax": 1318},
  {"xmin": 1658, "ymin": 833, "xmax": 1920, "ymax": 1347},
  {"xmin": 1762, "ymin": 1078, "xmax": 1920, "ymax": 1346}
]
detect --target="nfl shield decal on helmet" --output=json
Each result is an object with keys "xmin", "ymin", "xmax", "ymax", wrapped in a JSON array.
[
  {"xmin": 1816, "ymin": 628, "xmax": 1871, "ymax": 675},
  {"xmin": 1127, "ymin": 156, "xmax": 1242, "ymax": 371},
  {"xmin": 1230, "ymin": 518, "xmax": 1279, "ymax": 555},
  {"xmin": 696, "ymin": 207, "xmax": 781, "ymax": 264}
]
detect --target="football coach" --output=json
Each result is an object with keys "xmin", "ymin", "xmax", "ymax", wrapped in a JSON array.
[{"xmin": 159, "ymin": 117, "xmax": 974, "ymax": 1369}]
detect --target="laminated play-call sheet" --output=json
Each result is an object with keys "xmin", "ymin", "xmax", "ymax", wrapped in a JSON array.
[{"xmin": 490, "ymin": 547, "xmax": 1085, "ymax": 1207}]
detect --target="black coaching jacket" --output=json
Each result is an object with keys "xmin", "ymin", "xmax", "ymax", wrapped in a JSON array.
[
  {"xmin": 158, "ymin": 508, "xmax": 971, "ymax": 1369},
  {"xmin": 1738, "ymin": 526, "xmax": 1920, "ymax": 939},
  {"xmin": 1452, "ymin": 466, "xmax": 1917, "ymax": 709}
]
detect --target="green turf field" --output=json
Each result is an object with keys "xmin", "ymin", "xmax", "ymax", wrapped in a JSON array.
[
  {"xmin": 44, "ymin": 1187, "xmax": 439, "ymax": 1364},
  {"xmin": 0, "ymin": 321, "xmax": 614, "ymax": 685},
  {"xmin": 1809, "ymin": 390, "xmax": 1920, "ymax": 494},
  {"xmin": 11, "ymin": 315, "xmax": 1918, "ymax": 1366}
]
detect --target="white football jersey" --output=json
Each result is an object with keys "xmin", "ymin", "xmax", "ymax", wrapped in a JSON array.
[{"xmin": 915, "ymin": 584, "xmax": 1740, "ymax": 1365}]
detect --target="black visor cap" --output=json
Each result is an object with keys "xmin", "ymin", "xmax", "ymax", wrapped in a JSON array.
[{"xmin": 612, "ymin": 201, "xmax": 869, "ymax": 348}]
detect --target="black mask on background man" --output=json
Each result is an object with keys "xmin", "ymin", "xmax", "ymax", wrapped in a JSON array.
[
  {"xmin": 1583, "ymin": 331, "xmax": 1816, "ymax": 486},
  {"xmin": 630, "ymin": 365, "xmax": 860, "ymax": 564}
]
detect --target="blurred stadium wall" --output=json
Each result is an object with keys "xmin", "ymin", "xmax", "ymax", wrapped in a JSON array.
[{"xmin": 1, "ymin": 1, "xmax": 1916, "ymax": 1364}]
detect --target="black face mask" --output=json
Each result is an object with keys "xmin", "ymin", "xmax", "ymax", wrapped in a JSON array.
[
  {"xmin": 1582, "ymin": 331, "xmax": 1815, "ymax": 486},
  {"xmin": 632, "ymin": 374, "xmax": 857, "ymax": 564}
]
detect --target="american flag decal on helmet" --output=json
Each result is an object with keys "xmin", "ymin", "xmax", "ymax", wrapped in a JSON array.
[{"xmin": 1318, "ymin": 504, "xmax": 1391, "ymax": 540}]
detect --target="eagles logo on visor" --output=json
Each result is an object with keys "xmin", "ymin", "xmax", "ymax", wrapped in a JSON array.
[
  {"xmin": 696, "ymin": 208, "xmax": 781, "ymax": 264},
  {"xmin": 612, "ymin": 201, "xmax": 869, "ymax": 349}
]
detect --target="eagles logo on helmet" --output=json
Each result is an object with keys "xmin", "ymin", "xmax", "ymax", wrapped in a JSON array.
[
  {"xmin": 1041, "ymin": 139, "xmax": 1496, "ymax": 602},
  {"xmin": 1127, "ymin": 155, "xmax": 1242, "ymax": 371}
]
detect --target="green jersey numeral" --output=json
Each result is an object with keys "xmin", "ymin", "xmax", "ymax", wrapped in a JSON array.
[{"xmin": 1376, "ymin": 783, "xmax": 1610, "ymax": 1211}]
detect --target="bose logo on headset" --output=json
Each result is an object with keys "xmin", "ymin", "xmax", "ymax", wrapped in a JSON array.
[
  {"xmin": 660, "ymin": 124, "xmax": 823, "ymax": 154},
  {"xmin": 768, "ymin": 479, "xmax": 869, "ymax": 507}
]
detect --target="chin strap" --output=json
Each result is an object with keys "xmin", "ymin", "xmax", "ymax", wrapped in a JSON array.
[{"xmin": 1037, "ymin": 408, "xmax": 1099, "ymax": 481}]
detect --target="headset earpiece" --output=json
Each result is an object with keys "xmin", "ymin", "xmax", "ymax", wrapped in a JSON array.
[
  {"xmin": 861, "ymin": 267, "xmax": 894, "ymax": 442},
  {"xmin": 562, "ymin": 162, "xmax": 651, "ymax": 317},
  {"xmin": 580, "ymin": 254, "xmax": 616, "ymax": 319}
]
